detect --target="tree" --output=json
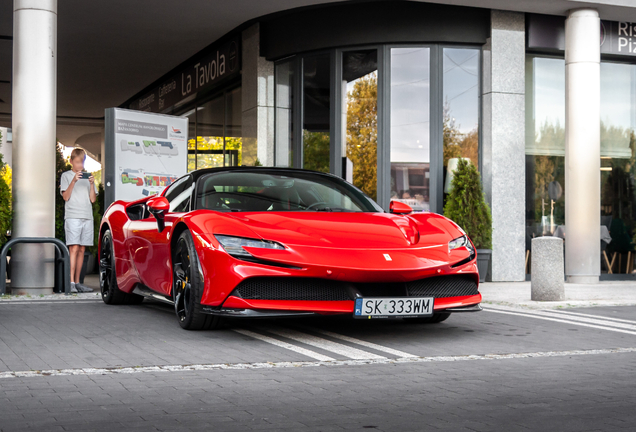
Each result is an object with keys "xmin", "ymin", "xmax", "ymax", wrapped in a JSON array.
[
  {"xmin": 529, "ymin": 121, "xmax": 566, "ymax": 226},
  {"xmin": 88, "ymin": 181, "xmax": 105, "ymax": 257},
  {"xmin": 55, "ymin": 143, "xmax": 71, "ymax": 242},
  {"xmin": 1, "ymin": 163, "xmax": 11, "ymax": 191},
  {"xmin": 187, "ymin": 136, "xmax": 243, "ymax": 171},
  {"xmin": 303, "ymin": 131, "xmax": 330, "ymax": 173},
  {"xmin": 443, "ymin": 101, "xmax": 478, "ymax": 167},
  {"xmin": 443, "ymin": 158, "xmax": 492, "ymax": 249},
  {"xmin": 443, "ymin": 103, "xmax": 463, "ymax": 167},
  {"xmin": 459, "ymin": 128, "xmax": 479, "ymax": 167},
  {"xmin": 346, "ymin": 74, "xmax": 378, "ymax": 200},
  {"xmin": 0, "ymin": 131, "xmax": 11, "ymax": 250},
  {"xmin": 91, "ymin": 169, "xmax": 101, "ymax": 186}
]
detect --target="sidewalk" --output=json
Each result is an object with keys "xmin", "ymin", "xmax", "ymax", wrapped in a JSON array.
[
  {"xmin": 0, "ymin": 274, "xmax": 101, "ymax": 301},
  {"xmin": 3, "ymin": 275, "xmax": 636, "ymax": 309},
  {"xmin": 480, "ymin": 281, "xmax": 636, "ymax": 309}
]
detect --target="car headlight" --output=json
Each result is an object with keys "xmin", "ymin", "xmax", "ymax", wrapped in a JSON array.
[
  {"xmin": 214, "ymin": 235, "xmax": 284, "ymax": 258},
  {"xmin": 448, "ymin": 235, "xmax": 475, "ymax": 255}
]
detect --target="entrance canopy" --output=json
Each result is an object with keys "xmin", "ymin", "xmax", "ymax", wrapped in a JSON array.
[{"xmin": 1, "ymin": 0, "xmax": 636, "ymax": 159}]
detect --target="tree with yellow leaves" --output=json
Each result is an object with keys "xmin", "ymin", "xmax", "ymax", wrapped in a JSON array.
[{"xmin": 346, "ymin": 74, "xmax": 378, "ymax": 200}]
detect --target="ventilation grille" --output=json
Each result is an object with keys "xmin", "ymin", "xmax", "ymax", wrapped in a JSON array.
[
  {"xmin": 232, "ymin": 275, "xmax": 478, "ymax": 301},
  {"xmin": 406, "ymin": 275, "xmax": 478, "ymax": 298},
  {"xmin": 234, "ymin": 278, "xmax": 351, "ymax": 301}
]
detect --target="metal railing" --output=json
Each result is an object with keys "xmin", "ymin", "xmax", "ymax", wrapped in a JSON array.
[{"xmin": 1, "ymin": 237, "xmax": 71, "ymax": 295}]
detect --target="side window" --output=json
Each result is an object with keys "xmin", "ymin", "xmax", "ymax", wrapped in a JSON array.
[{"xmin": 164, "ymin": 176, "xmax": 194, "ymax": 213}]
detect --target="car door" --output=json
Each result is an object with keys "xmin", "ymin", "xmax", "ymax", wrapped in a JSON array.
[{"xmin": 126, "ymin": 175, "xmax": 194, "ymax": 295}]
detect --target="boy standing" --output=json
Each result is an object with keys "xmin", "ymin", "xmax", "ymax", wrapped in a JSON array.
[{"xmin": 60, "ymin": 148, "xmax": 97, "ymax": 293}]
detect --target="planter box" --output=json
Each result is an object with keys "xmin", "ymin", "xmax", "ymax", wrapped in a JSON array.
[{"xmin": 476, "ymin": 249, "xmax": 491, "ymax": 283}]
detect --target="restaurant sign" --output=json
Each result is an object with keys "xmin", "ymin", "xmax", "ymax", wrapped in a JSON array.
[
  {"xmin": 527, "ymin": 14, "xmax": 636, "ymax": 57},
  {"xmin": 127, "ymin": 36, "xmax": 240, "ymax": 112}
]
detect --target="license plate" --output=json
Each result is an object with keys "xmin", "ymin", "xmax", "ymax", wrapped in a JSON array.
[{"xmin": 353, "ymin": 297, "xmax": 434, "ymax": 319}]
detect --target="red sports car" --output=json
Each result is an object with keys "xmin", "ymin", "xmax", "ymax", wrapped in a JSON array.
[{"xmin": 99, "ymin": 167, "xmax": 481, "ymax": 330}]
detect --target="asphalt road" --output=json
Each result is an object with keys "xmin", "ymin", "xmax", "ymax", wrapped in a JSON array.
[{"xmin": 0, "ymin": 299, "xmax": 635, "ymax": 431}]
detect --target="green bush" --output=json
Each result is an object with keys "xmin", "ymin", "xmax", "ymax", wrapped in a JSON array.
[
  {"xmin": 0, "ymin": 131, "xmax": 11, "ymax": 251},
  {"xmin": 88, "ymin": 180, "xmax": 104, "ymax": 257},
  {"xmin": 55, "ymin": 143, "xmax": 72, "ymax": 242},
  {"xmin": 443, "ymin": 159, "xmax": 492, "ymax": 249}
]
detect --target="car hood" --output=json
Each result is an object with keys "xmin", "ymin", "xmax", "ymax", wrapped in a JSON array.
[{"xmin": 206, "ymin": 211, "xmax": 455, "ymax": 249}]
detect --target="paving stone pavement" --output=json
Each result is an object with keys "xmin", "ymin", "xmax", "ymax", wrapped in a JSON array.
[
  {"xmin": 0, "ymin": 353, "xmax": 634, "ymax": 431},
  {"xmin": 0, "ymin": 299, "xmax": 635, "ymax": 431}
]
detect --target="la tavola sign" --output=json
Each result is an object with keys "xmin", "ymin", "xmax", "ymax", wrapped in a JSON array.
[
  {"xmin": 129, "ymin": 37, "xmax": 240, "ymax": 112},
  {"xmin": 527, "ymin": 14, "xmax": 636, "ymax": 57}
]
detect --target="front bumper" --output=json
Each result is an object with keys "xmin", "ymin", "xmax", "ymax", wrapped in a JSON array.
[
  {"xmin": 193, "ymin": 233, "xmax": 480, "ymax": 307},
  {"xmin": 204, "ymin": 294, "xmax": 482, "ymax": 317}
]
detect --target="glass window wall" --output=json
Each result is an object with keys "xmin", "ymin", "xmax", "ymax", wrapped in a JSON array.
[
  {"xmin": 183, "ymin": 87, "xmax": 244, "ymax": 171},
  {"xmin": 525, "ymin": 57, "xmax": 566, "ymax": 239},
  {"xmin": 390, "ymin": 47, "xmax": 431, "ymax": 212},
  {"xmin": 526, "ymin": 55, "xmax": 636, "ymax": 274},
  {"xmin": 303, "ymin": 54, "xmax": 331, "ymax": 173},
  {"xmin": 344, "ymin": 50, "xmax": 378, "ymax": 200},
  {"xmin": 442, "ymin": 48, "xmax": 480, "ymax": 208},
  {"xmin": 194, "ymin": 95, "xmax": 225, "ymax": 170},
  {"xmin": 273, "ymin": 44, "xmax": 481, "ymax": 213},
  {"xmin": 600, "ymin": 62, "xmax": 636, "ymax": 271}
]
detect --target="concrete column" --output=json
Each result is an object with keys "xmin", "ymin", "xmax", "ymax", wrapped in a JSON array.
[
  {"xmin": 241, "ymin": 23, "xmax": 274, "ymax": 166},
  {"xmin": 481, "ymin": 11, "xmax": 526, "ymax": 281},
  {"xmin": 11, "ymin": 0, "xmax": 57, "ymax": 294},
  {"xmin": 565, "ymin": 9, "xmax": 600, "ymax": 283}
]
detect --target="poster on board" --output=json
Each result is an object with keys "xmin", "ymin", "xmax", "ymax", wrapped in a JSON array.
[{"xmin": 104, "ymin": 108, "xmax": 188, "ymax": 209}]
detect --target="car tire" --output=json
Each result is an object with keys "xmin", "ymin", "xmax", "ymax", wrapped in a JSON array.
[
  {"xmin": 172, "ymin": 230, "xmax": 221, "ymax": 330},
  {"xmin": 99, "ymin": 229, "xmax": 144, "ymax": 305},
  {"xmin": 404, "ymin": 312, "xmax": 451, "ymax": 324}
]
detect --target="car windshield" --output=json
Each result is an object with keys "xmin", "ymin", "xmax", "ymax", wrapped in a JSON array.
[{"xmin": 195, "ymin": 170, "xmax": 382, "ymax": 212}]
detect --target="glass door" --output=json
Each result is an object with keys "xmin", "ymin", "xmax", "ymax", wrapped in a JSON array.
[
  {"xmin": 185, "ymin": 87, "xmax": 243, "ymax": 171},
  {"xmin": 442, "ymin": 48, "xmax": 480, "ymax": 209},
  {"xmin": 273, "ymin": 45, "xmax": 481, "ymax": 214},
  {"xmin": 343, "ymin": 49, "xmax": 378, "ymax": 200},
  {"xmin": 302, "ymin": 53, "xmax": 331, "ymax": 173},
  {"xmin": 389, "ymin": 47, "xmax": 431, "ymax": 212}
]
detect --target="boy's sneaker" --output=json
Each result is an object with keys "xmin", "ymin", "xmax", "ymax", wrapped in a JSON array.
[
  {"xmin": 70, "ymin": 282, "xmax": 78, "ymax": 293},
  {"xmin": 75, "ymin": 283, "xmax": 94, "ymax": 293}
]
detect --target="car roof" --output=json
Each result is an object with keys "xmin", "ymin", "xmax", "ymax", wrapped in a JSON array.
[{"xmin": 186, "ymin": 166, "xmax": 342, "ymax": 182}]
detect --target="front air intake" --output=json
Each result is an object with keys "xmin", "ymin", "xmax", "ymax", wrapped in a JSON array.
[
  {"xmin": 406, "ymin": 275, "xmax": 478, "ymax": 298},
  {"xmin": 231, "ymin": 274, "xmax": 478, "ymax": 302},
  {"xmin": 233, "ymin": 277, "xmax": 351, "ymax": 301}
]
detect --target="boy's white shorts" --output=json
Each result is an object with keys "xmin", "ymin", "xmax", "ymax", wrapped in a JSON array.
[{"xmin": 65, "ymin": 219, "xmax": 94, "ymax": 246}]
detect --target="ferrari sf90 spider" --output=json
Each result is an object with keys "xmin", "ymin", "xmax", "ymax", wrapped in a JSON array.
[{"xmin": 99, "ymin": 167, "xmax": 481, "ymax": 329}]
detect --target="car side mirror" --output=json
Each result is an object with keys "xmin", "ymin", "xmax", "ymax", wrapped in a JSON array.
[
  {"xmin": 147, "ymin": 196, "xmax": 170, "ymax": 232},
  {"xmin": 390, "ymin": 201, "xmax": 413, "ymax": 215}
]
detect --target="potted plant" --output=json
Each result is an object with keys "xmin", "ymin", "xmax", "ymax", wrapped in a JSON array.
[{"xmin": 443, "ymin": 158, "xmax": 492, "ymax": 282}]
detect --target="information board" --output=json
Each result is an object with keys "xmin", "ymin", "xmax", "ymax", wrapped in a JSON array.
[{"xmin": 104, "ymin": 108, "xmax": 188, "ymax": 208}]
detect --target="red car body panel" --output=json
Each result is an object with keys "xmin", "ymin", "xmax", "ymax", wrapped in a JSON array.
[
  {"xmin": 99, "ymin": 169, "xmax": 481, "ymax": 317},
  {"xmin": 221, "ymin": 293, "xmax": 482, "ymax": 314}
]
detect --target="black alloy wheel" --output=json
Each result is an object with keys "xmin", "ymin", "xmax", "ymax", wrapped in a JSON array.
[
  {"xmin": 172, "ymin": 230, "xmax": 220, "ymax": 330},
  {"xmin": 99, "ymin": 229, "xmax": 143, "ymax": 305}
]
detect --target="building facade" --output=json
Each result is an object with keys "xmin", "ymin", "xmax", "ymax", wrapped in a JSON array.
[{"xmin": 120, "ymin": 1, "xmax": 633, "ymax": 282}]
